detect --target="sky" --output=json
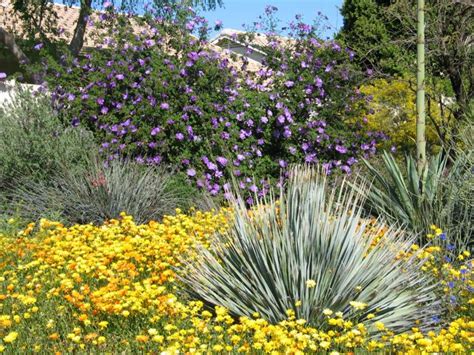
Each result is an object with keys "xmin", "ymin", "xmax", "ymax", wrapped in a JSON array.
[{"xmin": 202, "ymin": 0, "xmax": 344, "ymax": 39}]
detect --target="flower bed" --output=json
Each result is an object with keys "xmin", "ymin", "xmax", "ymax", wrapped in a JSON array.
[{"xmin": 0, "ymin": 211, "xmax": 472, "ymax": 353}]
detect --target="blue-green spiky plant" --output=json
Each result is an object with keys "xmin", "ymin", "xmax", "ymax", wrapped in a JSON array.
[{"xmin": 179, "ymin": 165, "xmax": 441, "ymax": 334}]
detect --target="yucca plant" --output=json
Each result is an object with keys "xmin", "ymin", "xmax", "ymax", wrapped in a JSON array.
[
  {"xmin": 362, "ymin": 151, "xmax": 472, "ymax": 247},
  {"xmin": 179, "ymin": 165, "xmax": 440, "ymax": 333},
  {"xmin": 9, "ymin": 159, "xmax": 187, "ymax": 224}
]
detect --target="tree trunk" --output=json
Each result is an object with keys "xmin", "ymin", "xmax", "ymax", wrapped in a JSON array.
[
  {"xmin": 0, "ymin": 26, "xmax": 30, "ymax": 65},
  {"xmin": 416, "ymin": 0, "xmax": 426, "ymax": 176},
  {"xmin": 69, "ymin": 0, "xmax": 92, "ymax": 56}
]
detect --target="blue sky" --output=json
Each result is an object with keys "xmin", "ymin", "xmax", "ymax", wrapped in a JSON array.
[{"xmin": 202, "ymin": 0, "xmax": 344, "ymax": 39}]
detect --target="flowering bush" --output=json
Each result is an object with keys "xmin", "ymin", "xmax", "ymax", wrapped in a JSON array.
[
  {"xmin": 42, "ymin": 5, "xmax": 384, "ymax": 200},
  {"xmin": 0, "ymin": 211, "xmax": 472, "ymax": 353}
]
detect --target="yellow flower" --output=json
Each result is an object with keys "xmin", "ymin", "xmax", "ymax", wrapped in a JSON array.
[
  {"xmin": 323, "ymin": 309, "xmax": 333, "ymax": 316},
  {"xmin": 306, "ymin": 279, "xmax": 316, "ymax": 288},
  {"xmin": 320, "ymin": 341, "xmax": 331, "ymax": 349},
  {"xmin": 147, "ymin": 328, "xmax": 158, "ymax": 336},
  {"xmin": 98, "ymin": 321, "xmax": 108, "ymax": 329},
  {"xmin": 152, "ymin": 335, "xmax": 164, "ymax": 343},
  {"xmin": 375, "ymin": 321, "xmax": 385, "ymax": 331},
  {"xmin": 349, "ymin": 301, "xmax": 368, "ymax": 310},
  {"xmin": 367, "ymin": 313, "xmax": 375, "ymax": 320},
  {"xmin": 135, "ymin": 335, "xmax": 149, "ymax": 343},
  {"xmin": 4, "ymin": 331, "xmax": 19, "ymax": 343}
]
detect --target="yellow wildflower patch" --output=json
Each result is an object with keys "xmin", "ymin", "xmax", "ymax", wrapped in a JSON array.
[{"xmin": 0, "ymin": 213, "xmax": 472, "ymax": 353}]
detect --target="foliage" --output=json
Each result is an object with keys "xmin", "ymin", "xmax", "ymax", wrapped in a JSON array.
[
  {"xmin": 339, "ymin": 0, "xmax": 473, "ymax": 124},
  {"xmin": 0, "ymin": 89, "xmax": 96, "ymax": 191},
  {"xmin": 358, "ymin": 77, "xmax": 451, "ymax": 153},
  {"xmin": 0, "ymin": 211, "xmax": 472, "ymax": 353},
  {"xmin": 43, "ymin": 6, "xmax": 383, "ymax": 201},
  {"xmin": 361, "ymin": 151, "xmax": 473, "ymax": 247},
  {"xmin": 337, "ymin": 0, "xmax": 412, "ymax": 75},
  {"xmin": 7, "ymin": 159, "xmax": 189, "ymax": 224},
  {"xmin": 179, "ymin": 165, "xmax": 440, "ymax": 333}
]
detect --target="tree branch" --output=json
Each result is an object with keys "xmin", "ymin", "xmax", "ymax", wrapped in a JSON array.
[
  {"xmin": 69, "ymin": 0, "xmax": 92, "ymax": 56},
  {"xmin": 0, "ymin": 26, "xmax": 30, "ymax": 65}
]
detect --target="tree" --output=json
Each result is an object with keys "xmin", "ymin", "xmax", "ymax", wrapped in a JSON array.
[{"xmin": 337, "ymin": 0, "xmax": 412, "ymax": 75}]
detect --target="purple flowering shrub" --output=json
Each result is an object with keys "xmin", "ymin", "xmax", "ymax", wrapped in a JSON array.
[{"xmin": 44, "ymin": 5, "xmax": 385, "ymax": 200}]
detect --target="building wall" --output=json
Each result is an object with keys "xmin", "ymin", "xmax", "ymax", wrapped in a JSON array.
[{"xmin": 0, "ymin": 80, "xmax": 41, "ymax": 107}]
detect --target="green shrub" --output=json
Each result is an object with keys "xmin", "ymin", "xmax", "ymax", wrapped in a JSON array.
[
  {"xmin": 0, "ymin": 89, "xmax": 96, "ymax": 190},
  {"xmin": 8, "ymin": 159, "xmax": 192, "ymax": 224},
  {"xmin": 178, "ymin": 165, "xmax": 440, "ymax": 333}
]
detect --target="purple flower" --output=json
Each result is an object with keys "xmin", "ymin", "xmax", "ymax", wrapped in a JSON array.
[
  {"xmin": 284, "ymin": 80, "xmax": 295, "ymax": 88},
  {"xmin": 33, "ymin": 43, "xmax": 43, "ymax": 51},
  {"xmin": 175, "ymin": 132, "xmax": 184, "ymax": 141},
  {"xmin": 144, "ymin": 39, "xmax": 155, "ymax": 47},
  {"xmin": 186, "ymin": 21, "xmax": 195, "ymax": 31},
  {"xmin": 216, "ymin": 156, "xmax": 228, "ymax": 166},
  {"xmin": 214, "ymin": 20, "xmax": 223, "ymax": 30},
  {"xmin": 279, "ymin": 160, "xmax": 287, "ymax": 168},
  {"xmin": 71, "ymin": 117, "xmax": 80, "ymax": 127},
  {"xmin": 100, "ymin": 106, "xmax": 109, "ymax": 115},
  {"xmin": 103, "ymin": 1, "xmax": 113, "ymax": 8},
  {"xmin": 187, "ymin": 168, "xmax": 196, "ymax": 177},
  {"xmin": 305, "ymin": 153, "xmax": 316, "ymax": 163},
  {"xmin": 160, "ymin": 102, "xmax": 170, "ymax": 110},
  {"xmin": 97, "ymin": 98, "xmax": 105, "ymax": 105},
  {"xmin": 340, "ymin": 165, "xmax": 351, "ymax": 174},
  {"xmin": 115, "ymin": 74, "xmax": 125, "ymax": 80},
  {"xmin": 347, "ymin": 157, "xmax": 357, "ymax": 165},
  {"xmin": 0, "ymin": 72, "xmax": 6, "ymax": 80},
  {"xmin": 335, "ymin": 145, "xmax": 347, "ymax": 154},
  {"xmin": 151, "ymin": 127, "xmax": 161, "ymax": 136},
  {"xmin": 67, "ymin": 93, "xmax": 76, "ymax": 101},
  {"xmin": 315, "ymin": 77, "xmax": 323, "ymax": 88}
]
